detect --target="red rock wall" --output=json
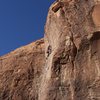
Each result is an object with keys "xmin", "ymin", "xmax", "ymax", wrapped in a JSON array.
[
  {"xmin": 0, "ymin": 0, "xmax": 100, "ymax": 100},
  {"xmin": 39, "ymin": 0, "xmax": 100, "ymax": 100}
]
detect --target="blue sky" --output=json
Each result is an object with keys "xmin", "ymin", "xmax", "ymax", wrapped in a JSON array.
[{"xmin": 0, "ymin": 0, "xmax": 54, "ymax": 56}]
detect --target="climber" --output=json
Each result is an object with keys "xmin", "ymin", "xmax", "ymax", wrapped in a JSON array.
[{"xmin": 46, "ymin": 45, "xmax": 52, "ymax": 57}]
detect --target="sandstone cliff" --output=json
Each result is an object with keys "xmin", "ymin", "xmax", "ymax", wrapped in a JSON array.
[
  {"xmin": 39, "ymin": 0, "xmax": 100, "ymax": 100},
  {"xmin": 0, "ymin": 0, "xmax": 100, "ymax": 100},
  {"xmin": 0, "ymin": 39, "xmax": 45, "ymax": 100}
]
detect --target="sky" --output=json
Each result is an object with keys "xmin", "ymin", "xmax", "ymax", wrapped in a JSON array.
[{"xmin": 0, "ymin": 0, "xmax": 55, "ymax": 56}]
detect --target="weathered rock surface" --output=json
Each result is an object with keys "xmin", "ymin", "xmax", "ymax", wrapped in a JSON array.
[
  {"xmin": 0, "ymin": 0, "xmax": 100, "ymax": 100},
  {"xmin": 39, "ymin": 0, "xmax": 100, "ymax": 100},
  {"xmin": 0, "ymin": 39, "xmax": 45, "ymax": 100}
]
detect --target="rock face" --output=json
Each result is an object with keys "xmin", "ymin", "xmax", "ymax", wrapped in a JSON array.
[
  {"xmin": 39, "ymin": 0, "xmax": 100, "ymax": 100},
  {"xmin": 0, "ymin": 39, "xmax": 45, "ymax": 100},
  {"xmin": 0, "ymin": 0, "xmax": 100, "ymax": 100}
]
